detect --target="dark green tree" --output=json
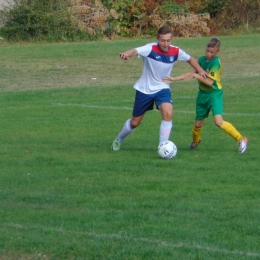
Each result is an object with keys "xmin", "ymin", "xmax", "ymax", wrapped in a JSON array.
[{"xmin": 0, "ymin": 0, "xmax": 95, "ymax": 41}]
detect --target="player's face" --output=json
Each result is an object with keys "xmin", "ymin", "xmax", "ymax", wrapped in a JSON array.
[
  {"xmin": 206, "ymin": 47, "xmax": 219, "ymax": 61},
  {"xmin": 157, "ymin": 33, "xmax": 173, "ymax": 52}
]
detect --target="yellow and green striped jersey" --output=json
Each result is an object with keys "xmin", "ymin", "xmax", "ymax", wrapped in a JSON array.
[{"xmin": 198, "ymin": 56, "xmax": 222, "ymax": 91}]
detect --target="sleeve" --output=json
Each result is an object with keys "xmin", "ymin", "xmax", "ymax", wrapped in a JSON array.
[
  {"xmin": 208, "ymin": 58, "xmax": 221, "ymax": 90},
  {"xmin": 177, "ymin": 49, "xmax": 191, "ymax": 62},
  {"xmin": 135, "ymin": 43, "xmax": 154, "ymax": 57},
  {"xmin": 208, "ymin": 59, "xmax": 220, "ymax": 81}
]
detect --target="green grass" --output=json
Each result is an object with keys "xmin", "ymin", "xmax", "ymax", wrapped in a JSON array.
[{"xmin": 0, "ymin": 35, "xmax": 260, "ymax": 259}]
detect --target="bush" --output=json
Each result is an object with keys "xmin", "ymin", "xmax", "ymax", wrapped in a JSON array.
[
  {"xmin": 0, "ymin": 0, "xmax": 96, "ymax": 42},
  {"xmin": 101, "ymin": 0, "xmax": 188, "ymax": 37}
]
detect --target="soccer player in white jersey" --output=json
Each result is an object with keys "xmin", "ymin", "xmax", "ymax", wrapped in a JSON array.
[{"xmin": 111, "ymin": 26, "xmax": 207, "ymax": 151}]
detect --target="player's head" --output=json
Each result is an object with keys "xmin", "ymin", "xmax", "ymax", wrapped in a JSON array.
[
  {"xmin": 157, "ymin": 26, "xmax": 173, "ymax": 53},
  {"xmin": 205, "ymin": 38, "xmax": 220, "ymax": 61}
]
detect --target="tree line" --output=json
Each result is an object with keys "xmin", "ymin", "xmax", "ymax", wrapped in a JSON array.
[{"xmin": 0, "ymin": 0, "xmax": 259, "ymax": 42}]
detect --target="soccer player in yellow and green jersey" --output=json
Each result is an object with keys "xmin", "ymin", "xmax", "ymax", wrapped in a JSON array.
[{"xmin": 163, "ymin": 38, "xmax": 248, "ymax": 154}]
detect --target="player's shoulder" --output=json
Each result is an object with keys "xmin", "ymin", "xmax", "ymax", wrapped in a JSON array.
[
  {"xmin": 136, "ymin": 42, "xmax": 156, "ymax": 51},
  {"xmin": 169, "ymin": 44, "xmax": 180, "ymax": 49},
  {"xmin": 135, "ymin": 42, "xmax": 155, "ymax": 54},
  {"xmin": 169, "ymin": 44, "xmax": 181, "ymax": 51},
  {"xmin": 167, "ymin": 45, "xmax": 181, "ymax": 55},
  {"xmin": 212, "ymin": 56, "xmax": 221, "ymax": 65}
]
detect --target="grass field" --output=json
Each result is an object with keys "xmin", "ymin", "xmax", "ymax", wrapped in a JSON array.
[{"xmin": 0, "ymin": 34, "xmax": 260, "ymax": 259}]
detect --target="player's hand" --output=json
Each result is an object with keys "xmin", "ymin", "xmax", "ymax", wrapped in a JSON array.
[
  {"xmin": 162, "ymin": 76, "xmax": 175, "ymax": 83},
  {"xmin": 119, "ymin": 53, "xmax": 129, "ymax": 60},
  {"xmin": 198, "ymin": 70, "xmax": 208, "ymax": 78}
]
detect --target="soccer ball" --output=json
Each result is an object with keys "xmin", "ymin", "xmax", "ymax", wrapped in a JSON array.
[{"xmin": 158, "ymin": 140, "xmax": 177, "ymax": 159}]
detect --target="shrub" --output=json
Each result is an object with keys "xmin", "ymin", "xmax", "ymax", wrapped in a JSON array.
[{"xmin": 0, "ymin": 0, "xmax": 96, "ymax": 42}]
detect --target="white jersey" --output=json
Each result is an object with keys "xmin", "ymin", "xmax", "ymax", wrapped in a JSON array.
[{"xmin": 134, "ymin": 42, "xmax": 191, "ymax": 94}]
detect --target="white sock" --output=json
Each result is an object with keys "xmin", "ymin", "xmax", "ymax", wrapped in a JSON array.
[
  {"xmin": 117, "ymin": 119, "xmax": 134, "ymax": 142},
  {"xmin": 159, "ymin": 120, "xmax": 172, "ymax": 143}
]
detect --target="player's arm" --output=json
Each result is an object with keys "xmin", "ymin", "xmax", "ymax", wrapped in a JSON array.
[
  {"xmin": 119, "ymin": 49, "xmax": 138, "ymax": 60},
  {"xmin": 163, "ymin": 72, "xmax": 213, "ymax": 87},
  {"xmin": 163, "ymin": 71, "xmax": 195, "ymax": 83},
  {"xmin": 187, "ymin": 57, "xmax": 208, "ymax": 78},
  {"xmin": 193, "ymin": 73, "xmax": 214, "ymax": 87}
]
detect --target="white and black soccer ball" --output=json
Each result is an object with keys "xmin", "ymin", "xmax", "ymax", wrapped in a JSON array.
[{"xmin": 158, "ymin": 141, "xmax": 177, "ymax": 159}]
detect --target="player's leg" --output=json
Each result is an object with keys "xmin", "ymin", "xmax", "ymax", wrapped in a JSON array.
[
  {"xmin": 158, "ymin": 102, "xmax": 173, "ymax": 143},
  {"xmin": 156, "ymin": 89, "xmax": 173, "ymax": 143},
  {"xmin": 189, "ymin": 119, "xmax": 204, "ymax": 149},
  {"xmin": 111, "ymin": 115, "xmax": 144, "ymax": 151},
  {"xmin": 111, "ymin": 90, "xmax": 154, "ymax": 151},
  {"xmin": 189, "ymin": 91, "xmax": 208, "ymax": 149},
  {"xmin": 212, "ymin": 92, "xmax": 248, "ymax": 153},
  {"xmin": 214, "ymin": 114, "xmax": 241, "ymax": 140},
  {"xmin": 118, "ymin": 115, "xmax": 144, "ymax": 142},
  {"xmin": 214, "ymin": 115, "xmax": 248, "ymax": 153}
]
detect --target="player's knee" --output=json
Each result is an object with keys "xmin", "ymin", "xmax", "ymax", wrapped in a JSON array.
[
  {"xmin": 162, "ymin": 111, "xmax": 172, "ymax": 121},
  {"xmin": 194, "ymin": 122, "xmax": 203, "ymax": 129},
  {"xmin": 130, "ymin": 119, "xmax": 140, "ymax": 128},
  {"xmin": 214, "ymin": 118, "xmax": 223, "ymax": 127},
  {"xmin": 215, "ymin": 122, "xmax": 222, "ymax": 127}
]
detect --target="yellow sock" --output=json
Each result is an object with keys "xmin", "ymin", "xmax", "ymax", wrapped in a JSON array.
[
  {"xmin": 192, "ymin": 126, "xmax": 202, "ymax": 145},
  {"xmin": 220, "ymin": 121, "xmax": 243, "ymax": 141}
]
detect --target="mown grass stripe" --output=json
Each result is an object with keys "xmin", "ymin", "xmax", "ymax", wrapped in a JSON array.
[{"xmin": 52, "ymin": 103, "xmax": 260, "ymax": 117}]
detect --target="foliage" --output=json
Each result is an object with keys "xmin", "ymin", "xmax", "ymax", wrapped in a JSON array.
[
  {"xmin": 215, "ymin": 0, "xmax": 260, "ymax": 31},
  {"xmin": 102, "ymin": 0, "xmax": 148, "ymax": 36},
  {"xmin": 1, "ymin": 0, "xmax": 260, "ymax": 41},
  {"xmin": 204, "ymin": 0, "xmax": 223, "ymax": 17},
  {"xmin": 101, "ymin": 0, "xmax": 191, "ymax": 37},
  {"xmin": 101, "ymin": 0, "xmax": 260, "ymax": 36},
  {"xmin": 172, "ymin": 0, "xmax": 208, "ymax": 13},
  {"xmin": 159, "ymin": 0, "xmax": 189, "ymax": 14},
  {"xmin": 0, "ymin": 0, "xmax": 95, "ymax": 42}
]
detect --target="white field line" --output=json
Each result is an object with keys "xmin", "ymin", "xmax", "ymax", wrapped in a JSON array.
[
  {"xmin": 4, "ymin": 223, "xmax": 260, "ymax": 258},
  {"xmin": 53, "ymin": 103, "xmax": 260, "ymax": 117}
]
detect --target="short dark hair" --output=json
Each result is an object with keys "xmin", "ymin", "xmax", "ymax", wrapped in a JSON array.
[
  {"xmin": 157, "ymin": 26, "xmax": 173, "ymax": 37},
  {"xmin": 207, "ymin": 38, "xmax": 221, "ymax": 49}
]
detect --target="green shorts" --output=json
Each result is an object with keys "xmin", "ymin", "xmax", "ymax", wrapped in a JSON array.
[{"xmin": 195, "ymin": 90, "xmax": 223, "ymax": 121}]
